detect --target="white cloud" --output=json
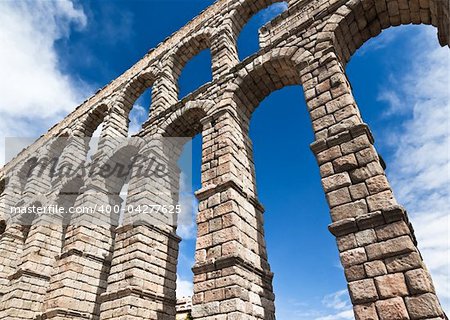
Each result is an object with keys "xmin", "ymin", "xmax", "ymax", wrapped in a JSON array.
[
  {"xmin": 0, "ymin": 0, "xmax": 90, "ymax": 165},
  {"xmin": 128, "ymin": 104, "xmax": 148, "ymax": 136},
  {"xmin": 315, "ymin": 290, "xmax": 353, "ymax": 320},
  {"xmin": 260, "ymin": 2, "xmax": 288, "ymax": 24},
  {"xmin": 275, "ymin": 290, "xmax": 353, "ymax": 320},
  {"xmin": 379, "ymin": 27, "xmax": 450, "ymax": 312},
  {"xmin": 177, "ymin": 172, "xmax": 197, "ymax": 239},
  {"xmin": 177, "ymin": 274, "xmax": 194, "ymax": 298}
]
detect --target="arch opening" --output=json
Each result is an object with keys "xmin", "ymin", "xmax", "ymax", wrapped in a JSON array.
[
  {"xmin": 19, "ymin": 200, "xmax": 40, "ymax": 243},
  {"xmin": 56, "ymin": 176, "xmax": 84, "ymax": 250},
  {"xmin": 236, "ymin": 1, "xmax": 288, "ymax": 60},
  {"xmin": 17, "ymin": 157, "xmax": 39, "ymax": 196},
  {"xmin": 330, "ymin": 0, "xmax": 449, "ymax": 66},
  {"xmin": 82, "ymin": 104, "xmax": 109, "ymax": 162},
  {"xmin": 158, "ymin": 105, "xmax": 206, "ymax": 303},
  {"xmin": 128, "ymin": 88, "xmax": 151, "ymax": 136},
  {"xmin": 178, "ymin": 49, "xmax": 212, "ymax": 100},
  {"xmin": 120, "ymin": 70, "xmax": 157, "ymax": 136}
]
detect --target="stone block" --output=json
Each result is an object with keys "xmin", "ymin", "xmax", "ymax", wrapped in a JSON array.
[
  {"xmin": 355, "ymin": 229, "xmax": 377, "ymax": 246},
  {"xmin": 330, "ymin": 199, "xmax": 368, "ymax": 221},
  {"xmin": 405, "ymin": 268, "xmax": 435, "ymax": 294},
  {"xmin": 326, "ymin": 187, "xmax": 352, "ymax": 207},
  {"xmin": 349, "ymin": 279, "xmax": 378, "ymax": 303},
  {"xmin": 349, "ymin": 183, "xmax": 369, "ymax": 200},
  {"xmin": 340, "ymin": 247, "xmax": 368, "ymax": 267},
  {"xmin": 353, "ymin": 303, "xmax": 379, "ymax": 320},
  {"xmin": 345, "ymin": 264, "xmax": 366, "ymax": 281},
  {"xmin": 375, "ymin": 273, "xmax": 409, "ymax": 298},
  {"xmin": 322, "ymin": 172, "xmax": 351, "ymax": 192},
  {"xmin": 337, "ymin": 233, "xmax": 357, "ymax": 252},
  {"xmin": 405, "ymin": 293, "xmax": 444, "ymax": 319},
  {"xmin": 376, "ymin": 221, "xmax": 410, "ymax": 241},
  {"xmin": 375, "ymin": 297, "xmax": 409, "ymax": 320},
  {"xmin": 366, "ymin": 190, "xmax": 398, "ymax": 212},
  {"xmin": 364, "ymin": 260, "xmax": 387, "ymax": 277},
  {"xmin": 332, "ymin": 154, "xmax": 358, "ymax": 172},
  {"xmin": 385, "ymin": 252, "xmax": 424, "ymax": 273},
  {"xmin": 366, "ymin": 236, "xmax": 416, "ymax": 260}
]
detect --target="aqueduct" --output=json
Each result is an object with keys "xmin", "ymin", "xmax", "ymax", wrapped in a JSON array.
[{"xmin": 0, "ymin": 0, "xmax": 449, "ymax": 319}]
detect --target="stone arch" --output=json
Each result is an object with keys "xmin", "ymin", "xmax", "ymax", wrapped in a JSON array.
[
  {"xmin": 326, "ymin": 0, "xmax": 449, "ymax": 65},
  {"xmin": 160, "ymin": 100, "xmax": 210, "ymax": 138},
  {"xmin": 95, "ymin": 138, "xmax": 145, "ymax": 226},
  {"xmin": 166, "ymin": 29, "xmax": 216, "ymax": 100},
  {"xmin": 50, "ymin": 104, "xmax": 110, "ymax": 189},
  {"xmin": 95, "ymin": 68, "xmax": 160, "ymax": 138},
  {"xmin": 76, "ymin": 102, "xmax": 109, "ymax": 137},
  {"xmin": 226, "ymin": 0, "xmax": 289, "ymax": 55},
  {"xmin": 119, "ymin": 67, "xmax": 159, "ymax": 112},
  {"xmin": 56, "ymin": 176, "xmax": 84, "ymax": 249},
  {"xmin": 218, "ymin": 48, "xmax": 308, "ymax": 119},
  {"xmin": 14, "ymin": 157, "xmax": 39, "ymax": 196},
  {"xmin": 16, "ymin": 197, "xmax": 46, "ymax": 242}
]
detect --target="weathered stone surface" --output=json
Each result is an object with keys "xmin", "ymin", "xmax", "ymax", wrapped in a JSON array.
[
  {"xmin": 337, "ymin": 233, "xmax": 357, "ymax": 252},
  {"xmin": 331, "ymin": 199, "xmax": 368, "ymax": 221},
  {"xmin": 322, "ymin": 172, "xmax": 352, "ymax": 192},
  {"xmin": 354, "ymin": 303, "xmax": 379, "ymax": 320},
  {"xmin": 364, "ymin": 260, "xmax": 387, "ymax": 277},
  {"xmin": 345, "ymin": 264, "xmax": 367, "ymax": 281},
  {"xmin": 405, "ymin": 293, "xmax": 444, "ymax": 319},
  {"xmin": 405, "ymin": 268, "xmax": 435, "ymax": 294},
  {"xmin": 385, "ymin": 252, "xmax": 424, "ymax": 273},
  {"xmin": 355, "ymin": 229, "xmax": 377, "ymax": 246},
  {"xmin": 366, "ymin": 236, "xmax": 416, "ymax": 260},
  {"xmin": 376, "ymin": 221, "xmax": 410, "ymax": 241},
  {"xmin": 349, "ymin": 279, "xmax": 379, "ymax": 303},
  {"xmin": 333, "ymin": 154, "xmax": 358, "ymax": 172},
  {"xmin": 375, "ymin": 273, "xmax": 409, "ymax": 298},
  {"xmin": 349, "ymin": 162, "xmax": 384, "ymax": 183},
  {"xmin": 0, "ymin": 0, "xmax": 447, "ymax": 319},
  {"xmin": 375, "ymin": 297, "xmax": 409, "ymax": 320},
  {"xmin": 367, "ymin": 190, "xmax": 398, "ymax": 211},
  {"xmin": 349, "ymin": 183, "xmax": 369, "ymax": 200},
  {"xmin": 366, "ymin": 175, "xmax": 390, "ymax": 194},
  {"xmin": 326, "ymin": 187, "xmax": 352, "ymax": 207},
  {"xmin": 340, "ymin": 247, "xmax": 368, "ymax": 267}
]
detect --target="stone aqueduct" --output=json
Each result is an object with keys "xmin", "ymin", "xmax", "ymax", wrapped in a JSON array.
[{"xmin": 0, "ymin": 0, "xmax": 449, "ymax": 319}]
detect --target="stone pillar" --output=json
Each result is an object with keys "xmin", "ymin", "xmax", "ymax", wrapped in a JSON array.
[
  {"xmin": 192, "ymin": 108, "xmax": 275, "ymax": 320},
  {"xmin": 211, "ymin": 23, "xmax": 239, "ymax": 79},
  {"xmin": 39, "ymin": 106, "xmax": 130, "ymax": 319},
  {"xmin": 52, "ymin": 137, "xmax": 89, "ymax": 188},
  {"xmin": 96, "ymin": 101, "xmax": 130, "ymax": 154},
  {"xmin": 310, "ymin": 124, "xmax": 446, "ymax": 320},
  {"xmin": 0, "ymin": 151, "xmax": 54, "ymax": 307},
  {"xmin": 0, "ymin": 225, "xmax": 25, "ymax": 298},
  {"xmin": 0, "ymin": 209, "xmax": 64, "ymax": 320},
  {"xmin": 22, "ymin": 154, "xmax": 53, "ymax": 197},
  {"xmin": 0, "ymin": 175, "xmax": 23, "ymax": 297},
  {"xmin": 39, "ymin": 183, "xmax": 115, "ymax": 320},
  {"xmin": 98, "ymin": 137, "xmax": 182, "ymax": 320},
  {"xmin": 151, "ymin": 70, "xmax": 179, "ymax": 115},
  {"xmin": 305, "ymin": 46, "xmax": 446, "ymax": 320}
]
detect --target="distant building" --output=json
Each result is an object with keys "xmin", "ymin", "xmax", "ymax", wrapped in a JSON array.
[{"xmin": 176, "ymin": 296, "xmax": 192, "ymax": 320}]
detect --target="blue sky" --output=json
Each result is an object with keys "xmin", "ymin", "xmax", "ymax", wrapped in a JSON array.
[{"xmin": 0, "ymin": 1, "xmax": 448, "ymax": 319}]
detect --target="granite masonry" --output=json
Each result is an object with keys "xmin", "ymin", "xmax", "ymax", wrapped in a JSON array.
[{"xmin": 0, "ymin": 0, "xmax": 449, "ymax": 319}]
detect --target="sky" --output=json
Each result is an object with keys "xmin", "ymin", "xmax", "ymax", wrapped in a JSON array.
[{"xmin": 0, "ymin": 1, "xmax": 448, "ymax": 319}]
